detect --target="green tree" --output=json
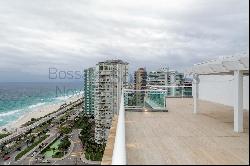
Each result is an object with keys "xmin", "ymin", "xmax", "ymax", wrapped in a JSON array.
[{"xmin": 58, "ymin": 136, "xmax": 71, "ymax": 151}]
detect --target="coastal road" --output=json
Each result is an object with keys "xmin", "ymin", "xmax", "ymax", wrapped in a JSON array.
[
  {"xmin": 26, "ymin": 109, "xmax": 83, "ymax": 165},
  {"xmin": 0, "ymin": 98, "xmax": 83, "ymax": 146},
  {"xmin": 1, "ymin": 102, "xmax": 83, "ymax": 165},
  {"xmin": 0, "ymin": 122, "xmax": 60, "ymax": 165},
  {"xmin": 14, "ymin": 128, "xmax": 60, "ymax": 165},
  {"xmin": 28, "ymin": 129, "xmax": 86, "ymax": 165},
  {"xmin": 50, "ymin": 129, "xmax": 85, "ymax": 165}
]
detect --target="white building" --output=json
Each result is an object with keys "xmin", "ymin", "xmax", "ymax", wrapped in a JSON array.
[
  {"xmin": 94, "ymin": 59, "xmax": 129, "ymax": 144},
  {"xmin": 147, "ymin": 67, "xmax": 185, "ymax": 96}
]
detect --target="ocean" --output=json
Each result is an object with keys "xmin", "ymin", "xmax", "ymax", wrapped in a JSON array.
[{"xmin": 0, "ymin": 82, "xmax": 83, "ymax": 127}]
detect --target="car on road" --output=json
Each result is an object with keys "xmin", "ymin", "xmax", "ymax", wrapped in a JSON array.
[
  {"xmin": 31, "ymin": 151, "xmax": 37, "ymax": 157},
  {"xmin": 16, "ymin": 147, "xmax": 21, "ymax": 151},
  {"xmin": 41, "ymin": 159, "xmax": 50, "ymax": 163},
  {"xmin": 3, "ymin": 156, "xmax": 10, "ymax": 161}
]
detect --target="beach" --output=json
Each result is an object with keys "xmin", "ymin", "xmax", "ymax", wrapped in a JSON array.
[{"xmin": 0, "ymin": 95, "xmax": 82, "ymax": 132}]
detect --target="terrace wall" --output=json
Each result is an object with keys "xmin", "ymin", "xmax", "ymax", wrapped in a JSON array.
[{"xmin": 198, "ymin": 75, "xmax": 249, "ymax": 110}]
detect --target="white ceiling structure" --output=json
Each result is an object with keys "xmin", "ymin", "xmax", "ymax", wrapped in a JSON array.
[
  {"xmin": 185, "ymin": 53, "xmax": 249, "ymax": 133},
  {"xmin": 185, "ymin": 54, "xmax": 249, "ymax": 76}
]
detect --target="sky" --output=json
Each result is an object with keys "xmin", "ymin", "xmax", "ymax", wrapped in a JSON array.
[{"xmin": 0, "ymin": 0, "xmax": 249, "ymax": 82}]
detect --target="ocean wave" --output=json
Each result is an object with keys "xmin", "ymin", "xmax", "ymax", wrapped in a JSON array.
[
  {"xmin": 0, "ymin": 93, "xmax": 83, "ymax": 127},
  {"xmin": 0, "ymin": 102, "xmax": 46, "ymax": 118},
  {"xmin": 54, "ymin": 96, "xmax": 69, "ymax": 101},
  {"xmin": 28, "ymin": 102, "xmax": 46, "ymax": 109},
  {"xmin": 0, "ymin": 109, "xmax": 22, "ymax": 117},
  {"xmin": 53, "ymin": 94, "xmax": 75, "ymax": 101},
  {"xmin": 54, "ymin": 90, "xmax": 83, "ymax": 101}
]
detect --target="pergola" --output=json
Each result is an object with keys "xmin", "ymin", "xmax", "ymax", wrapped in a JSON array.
[{"xmin": 185, "ymin": 54, "xmax": 249, "ymax": 132}]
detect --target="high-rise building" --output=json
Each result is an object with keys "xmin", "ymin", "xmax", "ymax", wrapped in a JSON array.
[
  {"xmin": 168, "ymin": 70, "xmax": 184, "ymax": 96},
  {"xmin": 183, "ymin": 78, "xmax": 192, "ymax": 96},
  {"xmin": 134, "ymin": 68, "xmax": 147, "ymax": 106},
  {"xmin": 147, "ymin": 67, "xmax": 169, "ymax": 86},
  {"xmin": 94, "ymin": 59, "xmax": 129, "ymax": 144},
  {"xmin": 147, "ymin": 67, "xmax": 185, "ymax": 96},
  {"xmin": 84, "ymin": 67, "xmax": 96, "ymax": 116}
]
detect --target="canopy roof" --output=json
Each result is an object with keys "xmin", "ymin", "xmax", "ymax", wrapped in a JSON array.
[{"xmin": 185, "ymin": 54, "xmax": 249, "ymax": 75}]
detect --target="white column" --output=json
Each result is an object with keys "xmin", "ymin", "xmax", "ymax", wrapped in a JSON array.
[
  {"xmin": 234, "ymin": 70, "xmax": 244, "ymax": 132},
  {"xmin": 193, "ymin": 74, "xmax": 199, "ymax": 114}
]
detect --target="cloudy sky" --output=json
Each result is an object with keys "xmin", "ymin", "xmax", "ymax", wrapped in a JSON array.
[{"xmin": 0, "ymin": 0, "xmax": 249, "ymax": 82}]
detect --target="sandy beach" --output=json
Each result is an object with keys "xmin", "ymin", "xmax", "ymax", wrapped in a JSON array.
[{"xmin": 1, "ymin": 95, "xmax": 82, "ymax": 132}]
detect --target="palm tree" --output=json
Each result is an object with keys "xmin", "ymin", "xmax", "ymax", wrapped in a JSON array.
[
  {"xmin": 30, "ymin": 136, "xmax": 35, "ymax": 144},
  {"xmin": 37, "ymin": 132, "xmax": 41, "ymax": 139},
  {"xmin": 27, "ymin": 129, "xmax": 32, "ymax": 138},
  {"xmin": 38, "ymin": 145, "xmax": 43, "ymax": 150},
  {"xmin": 26, "ymin": 139, "xmax": 30, "ymax": 147}
]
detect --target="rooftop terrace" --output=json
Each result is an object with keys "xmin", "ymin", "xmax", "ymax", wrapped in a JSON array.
[{"xmin": 125, "ymin": 98, "xmax": 249, "ymax": 165}]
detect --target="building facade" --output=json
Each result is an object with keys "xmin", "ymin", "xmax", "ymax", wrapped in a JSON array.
[
  {"xmin": 147, "ymin": 67, "xmax": 169, "ymax": 86},
  {"xmin": 84, "ymin": 67, "xmax": 96, "ymax": 116},
  {"xmin": 147, "ymin": 67, "xmax": 186, "ymax": 96},
  {"xmin": 94, "ymin": 60, "xmax": 129, "ymax": 144},
  {"xmin": 183, "ymin": 78, "xmax": 193, "ymax": 96},
  {"xmin": 134, "ymin": 68, "xmax": 147, "ymax": 106},
  {"xmin": 168, "ymin": 70, "xmax": 184, "ymax": 96}
]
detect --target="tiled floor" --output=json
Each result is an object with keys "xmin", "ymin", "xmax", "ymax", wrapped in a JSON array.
[{"xmin": 126, "ymin": 98, "xmax": 249, "ymax": 165}]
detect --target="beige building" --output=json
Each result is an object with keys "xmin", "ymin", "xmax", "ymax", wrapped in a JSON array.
[
  {"xmin": 134, "ymin": 68, "xmax": 147, "ymax": 106},
  {"xmin": 94, "ymin": 59, "xmax": 129, "ymax": 144}
]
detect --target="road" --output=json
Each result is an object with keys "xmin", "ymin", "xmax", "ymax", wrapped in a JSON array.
[
  {"xmin": 0, "ymin": 100, "xmax": 83, "ymax": 165},
  {"xmin": 11, "ymin": 128, "xmax": 59, "ymax": 165},
  {"xmin": 0, "ymin": 98, "xmax": 83, "ymax": 146},
  {"xmin": 51, "ymin": 129, "xmax": 85, "ymax": 165},
  {"xmin": 28, "ymin": 129, "xmax": 86, "ymax": 165}
]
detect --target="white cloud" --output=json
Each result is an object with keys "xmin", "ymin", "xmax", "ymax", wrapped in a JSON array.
[{"xmin": 0, "ymin": 0, "xmax": 248, "ymax": 81}]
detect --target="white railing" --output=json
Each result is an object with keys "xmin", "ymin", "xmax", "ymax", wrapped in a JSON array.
[
  {"xmin": 112, "ymin": 89, "xmax": 126, "ymax": 165},
  {"xmin": 111, "ymin": 86, "xmax": 193, "ymax": 164}
]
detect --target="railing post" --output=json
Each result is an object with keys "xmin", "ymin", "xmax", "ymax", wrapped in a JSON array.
[
  {"xmin": 112, "ymin": 89, "xmax": 126, "ymax": 165},
  {"xmin": 181, "ymin": 87, "xmax": 184, "ymax": 99}
]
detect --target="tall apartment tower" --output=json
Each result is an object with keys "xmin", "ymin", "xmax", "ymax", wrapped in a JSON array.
[
  {"xmin": 134, "ymin": 68, "xmax": 147, "ymax": 105},
  {"xmin": 147, "ymin": 67, "xmax": 185, "ymax": 96},
  {"xmin": 168, "ymin": 70, "xmax": 184, "ymax": 96},
  {"xmin": 84, "ymin": 67, "xmax": 96, "ymax": 116},
  {"xmin": 183, "ymin": 78, "xmax": 192, "ymax": 96},
  {"xmin": 94, "ymin": 60, "xmax": 129, "ymax": 144},
  {"xmin": 147, "ymin": 67, "xmax": 169, "ymax": 87}
]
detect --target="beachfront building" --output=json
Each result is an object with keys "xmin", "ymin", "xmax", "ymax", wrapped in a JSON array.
[
  {"xmin": 168, "ymin": 70, "xmax": 184, "ymax": 96},
  {"xmin": 147, "ymin": 67, "xmax": 169, "ymax": 87},
  {"xmin": 183, "ymin": 78, "xmax": 193, "ymax": 96},
  {"xmin": 84, "ymin": 67, "xmax": 96, "ymax": 116},
  {"xmin": 94, "ymin": 59, "xmax": 129, "ymax": 144},
  {"xmin": 147, "ymin": 67, "xmax": 186, "ymax": 96},
  {"xmin": 134, "ymin": 68, "xmax": 147, "ymax": 106}
]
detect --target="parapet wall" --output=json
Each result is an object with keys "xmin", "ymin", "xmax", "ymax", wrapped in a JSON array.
[{"xmin": 101, "ymin": 116, "xmax": 118, "ymax": 165}]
